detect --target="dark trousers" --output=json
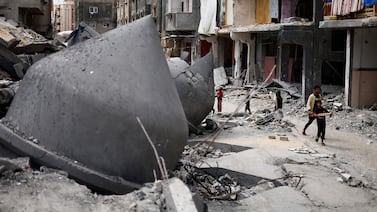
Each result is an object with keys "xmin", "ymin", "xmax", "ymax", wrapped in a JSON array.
[
  {"xmin": 303, "ymin": 117, "xmax": 315, "ymax": 132},
  {"xmin": 245, "ymin": 101, "xmax": 251, "ymax": 113},
  {"xmin": 317, "ymin": 120, "xmax": 326, "ymax": 139},
  {"xmin": 217, "ymin": 98, "xmax": 222, "ymax": 112}
]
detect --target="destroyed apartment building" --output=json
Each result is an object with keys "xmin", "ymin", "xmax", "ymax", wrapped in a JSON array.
[{"xmin": 200, "ymin": 0, "xmax": 377, "ymax": 107}]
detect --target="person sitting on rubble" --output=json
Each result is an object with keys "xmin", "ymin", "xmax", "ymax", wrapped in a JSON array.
[
  {"xmin": 313, "ymin": 100, "xmax": 332, "ymax": 145},
  {"xmin": 216, "ymin": 87, "xmax": 223, "ymax": 112},
  {"xmin": 302, "ymin": 85, "xmax": 322, "ymax": 136}
]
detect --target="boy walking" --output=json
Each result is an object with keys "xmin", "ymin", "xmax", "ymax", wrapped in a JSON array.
[
  {"xmin": 302, "ymin": 85, "xmax": 322, "ymax": 135},
  {"xmin": 313, "ymin": 101, "xmax": 331, "ymax": 145}
]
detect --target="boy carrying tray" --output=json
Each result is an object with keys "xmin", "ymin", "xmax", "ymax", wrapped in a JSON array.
[{"xmin": 312, "ymin": 100, "xmax": 332, "ymax": 146}]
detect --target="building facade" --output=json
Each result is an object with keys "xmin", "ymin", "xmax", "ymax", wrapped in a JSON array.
[
  {"xmin": 116, "ymin": 0, "xmax": 200, "ymax": 64},
  {"xmin": 74, "ymin": 0, "xmax": 117, "ymax": 33},
  {"xmin": 320, "ymin": 0, "xmax": 377, "ymax": 107},
  {"xmin": 53, "ymin": 0, "xmax": 75, "ymax": 32},
  {"xmin": 0, "ymin": 0, "xmax": 52, "ymax": 35},
  {"xmin": 204, "ymin": 0, "xmax": 323, "ymax": 98},
  {"xmin": 201, "ymin": 0, "xmax": 376, "ymax": 107}
]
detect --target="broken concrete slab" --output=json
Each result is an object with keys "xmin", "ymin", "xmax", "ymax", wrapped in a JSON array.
[
  {"xmin": 0, "ymin": 16, "xmax": 188, "ymax": 194},
  {"xmin": 66, "ymin": 22, "xmax": 100, "ymax": 47},
  {"xmin": 266, "ymin": 79, "xmax": 301, "ymax": 98},
  {"xmin": 283, "ymin": 164, "xmax": 375, "ymax": 208},
  {"xmin": 0, "ymin": 19, "xmax": 53, "ymax": 54},
  {"xmin": 207, "ymin": 186, "xmax": 315, "ymax": 212},
  {"xmin": 163, "ymin": 178, "xmax": 200, "ymax": 212},
  {"xmin": 0, "ymin": 45, "xmax": 27, "ymax": 79},
  {"xmin": 213, "ymin": 67, "xmax": 228, "ymax": 87},
  {"xmin": 168, "ymin": 54, "xmax": 215, "ymax": 131},
  {"xmin": 198, "ymin": 148, "xmax": 284, "ymax": 180}
]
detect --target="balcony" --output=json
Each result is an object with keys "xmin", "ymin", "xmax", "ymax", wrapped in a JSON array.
[{"xmin": 165, "ymin": 12, "xmax": 198, "ymax": 31}]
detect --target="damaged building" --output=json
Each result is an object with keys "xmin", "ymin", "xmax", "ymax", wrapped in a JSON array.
[
  {"xmin": 200, "ymin": 0, "xmax": 376, "ymax": 107},
  {"xmin": 0, "ymin": 0, "xmax": 53, "ymax": 36},
  {"xmin": 74, "ymin": 0, "xmax": 117, "ymax": 33},
  {"xmin": 117, "ymin": 0, "xmax": 201, "ymax": 64},
  {"xmin": 53, "ymin": 0, "xmax": 75, "ymax": 33},
  {"xmin": 320, "ymin": 0, "xmax": 377, "ymax": 107}
]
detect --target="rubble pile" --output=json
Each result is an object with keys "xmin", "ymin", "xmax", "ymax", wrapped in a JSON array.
[
  {"xmin": 0, "ymin": 18, "xmax": 56, "ymax": 117},
  {"xmin": 175, "ymin": 144, "xmax": 241, "ymax": 201},
  {"xmin": 0, "ymin": 157, "xmax": 164, "ymax": 212}
]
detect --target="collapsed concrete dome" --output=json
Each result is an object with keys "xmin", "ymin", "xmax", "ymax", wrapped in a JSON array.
[
  {"xmin": 168, "ymin": 54, "xmax": 215, "ymax": 131},
  {"xmin": 0, "ymin": 16, "xmax": 188, "ymax": 194}
]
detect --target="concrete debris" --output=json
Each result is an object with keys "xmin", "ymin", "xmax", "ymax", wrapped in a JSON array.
[
  {"xmin": 182, "ymin": 144, "xmax": 226, "ymax": 161},
  {"xmin": 348, "ymin": 179, "xmax": 363, "ymax": 187},
  {"xmin": 369, "ymin": 103, "xmax": 377, "ymax": 111},
  {"xmin": 340, "ymin": 173, "xmax": 352, "ymax": 182},
  {"xmin": 288, "ymin": 147, "xmax": 317, "ymax": 154},
  {"xmin": 333, "ymin": 168, "xmax": 345, "ymax": 174},
  {"xmin": 163, "ymin": 178, "xmax": 201, "ymax": 212},
  {"xmin": 0, "ymin": 19, "xmax": 54, "ymax": 55},
  {"xmin": 265, "ymin": 79, "xmax": 301, "ymax": 98},
  {"xmin": 213, "ymin": 67, "xmax": 228, "ymax": 87},
  {"xmin": 65, "ymin": 22, "xmax": 100, "ymax": 47},
  {"xmin": 255, "ymin": 114, "xmax": 275, "ymax": 125},
  {"xmin": 280, "ymin": 136, "xmax": 289, "ymax": 141},
  {"xmin": 0, "ymin": 16, "xmax": 188, "ymax": 194},
  {"xmin": 0, "ymin": 157, "xmax": 30, "ymax": 174},
  {"xmin": 177, "ymin": 164, "xmax": 241, "ymax": 201},
  {"xmin": 202, "ymin": 119, "xmax": 218, "ymax": 131},
  {"xmin": 333, "ymin": 102, "xmax": 343, "ymax": 111}
]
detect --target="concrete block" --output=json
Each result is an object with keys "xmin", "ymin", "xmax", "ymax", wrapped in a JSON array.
[
  {"xmin": 213, "ymin": 67, "xmax": 228, "ymax": 87},
  {"xmin": 280, "ymin": 136, "xmax": 289, "ymax": 141},
  {"xmin": 341, "ymin": 173, "xmax": 352, "ymax": 182},
  {"xmin": 163, "ymin": 178, "xmax": 200, "ymax": 212}
]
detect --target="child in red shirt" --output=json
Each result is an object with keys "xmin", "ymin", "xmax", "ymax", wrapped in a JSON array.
[{"xmin": 216, "ymin": 88, "xmax": 223, "ymax": 112}]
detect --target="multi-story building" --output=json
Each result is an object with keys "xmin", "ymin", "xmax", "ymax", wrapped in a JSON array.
[
  {"xmin": 53, "ymin": 0, "xmax": 75, "ymax": 32},
  {"xmin": 161, "ymin": 0, "xmax": 200, "ymax": 63},
  {"xmin": 116, "ymin": 0, "xmax": 200, "ymax": 64},
  {"xmin": 0, "ymin": 0, "xmax": 52, "ymax": 35},
  {"xmin": 116, "ymin": 0, "xmax": 156, "ymax": 26},
  {"xmin": 203, "ymin": 0, "xmax": 323, "ymax": 98},
  {"xmin": 74, "ymin": 0, "xmax": 117, "ymax": 33},
  {"xmin": 202, "ymin": 0, "xmax": 376, "ymax": 107},
  {"xmin": 320, "ymin": 0, "xmax": 377, "ymax": 107},
  {"xmin": 116, "ymin": 0, "xmax": 130, "ymax": 25}
]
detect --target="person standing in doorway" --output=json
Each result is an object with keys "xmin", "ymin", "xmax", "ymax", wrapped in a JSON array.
[
  {"xmin": 302, "ymin": 85, "xmax": 322, "ymax": 135},
  {"xmin": 216, "ymin": 88, "xmax": 223, "ymax": 112}
]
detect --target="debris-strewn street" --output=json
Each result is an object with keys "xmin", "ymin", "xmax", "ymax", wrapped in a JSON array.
[
  {"xmin": 175, "ymin": 87, "xmax": 377, "ymax": 211},
  {"xmin": 1, "ymin": 87, "xmax": 376, "ymax": 211},
  {"xmin": 0, "ymin": 0, "xmax": 377, "ymax": 211}
]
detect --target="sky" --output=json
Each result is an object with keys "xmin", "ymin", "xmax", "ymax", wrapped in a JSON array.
[{"xmin": 53, "ymin": 0, "xmax": 64, "ymax": 4}]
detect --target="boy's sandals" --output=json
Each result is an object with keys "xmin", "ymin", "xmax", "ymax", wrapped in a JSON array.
[{"xmin": 315, "ymin": 138, "xmax": 319, "ymax": 142}]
